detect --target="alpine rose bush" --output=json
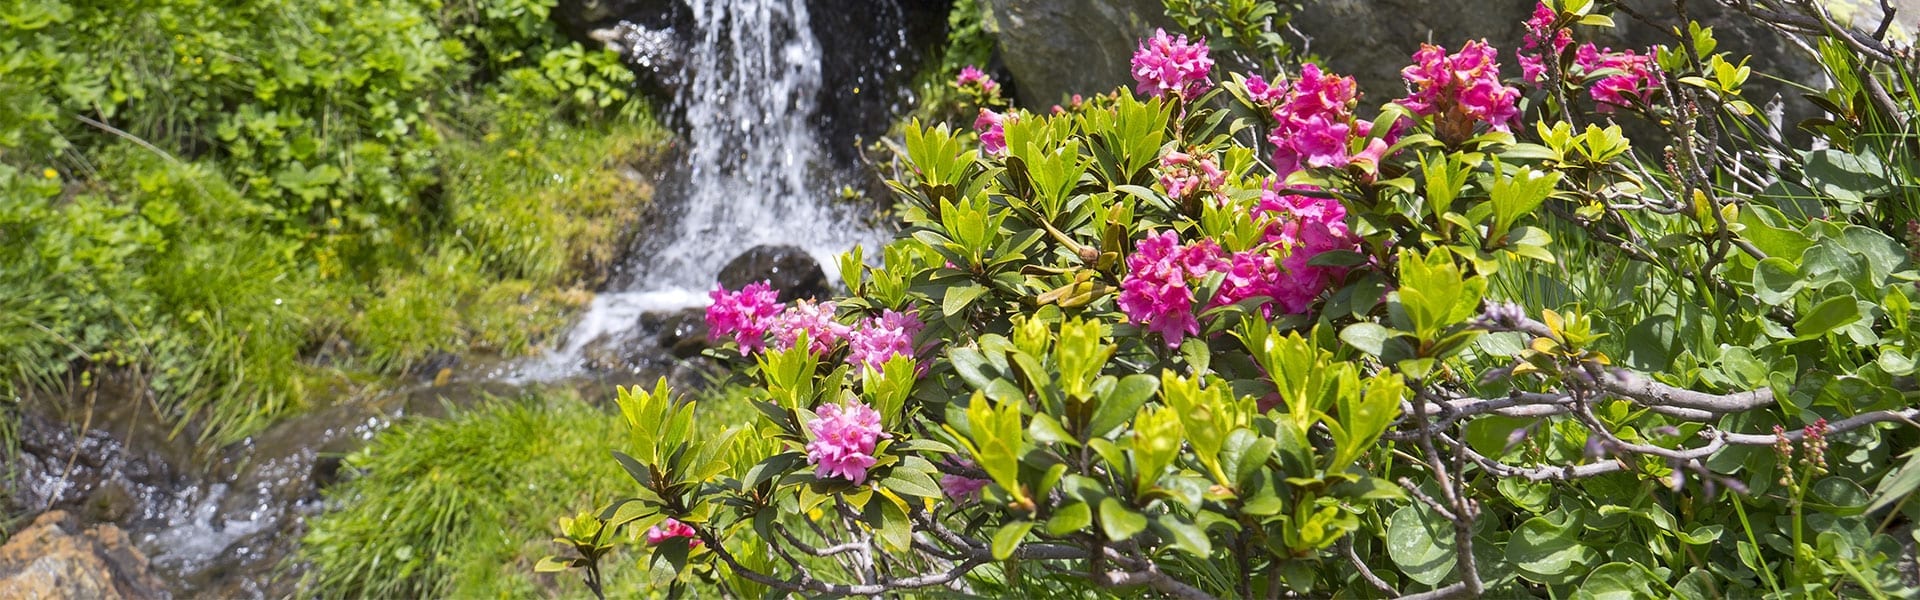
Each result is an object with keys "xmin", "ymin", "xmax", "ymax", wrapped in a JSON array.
[
  {"xmin": 559, "ymin": 4, "xmax": 1920, "ymax": 599},
  {"xmin": 644, "ymin": 518, "xmax": 702, "ymax": 547}
]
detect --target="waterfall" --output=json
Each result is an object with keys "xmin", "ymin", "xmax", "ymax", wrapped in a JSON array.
[{"xmin": 513, "ymin": 0, "xmax": 900, "ymax": 381}]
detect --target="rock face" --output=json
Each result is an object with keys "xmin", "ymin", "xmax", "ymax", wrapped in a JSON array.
[
  {"xmin": 717, "ymin": 244, "xmax": 831, "ymax": 302},
  {"xmin": 0, "ymin": 511, "xmax": 167, "ymax": 600},
  {"xmin": 982, "ymin": 0, "xmax": 1174, "ymax": 107}
]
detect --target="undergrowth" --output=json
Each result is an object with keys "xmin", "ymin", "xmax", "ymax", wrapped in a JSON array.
[
  {"xmin": 298, "ymin": 388, "xmax": 754, "ymax": 598},
  {"xmin": 0, "ymin": 0, "xmax": 664, "ymax": 444}
]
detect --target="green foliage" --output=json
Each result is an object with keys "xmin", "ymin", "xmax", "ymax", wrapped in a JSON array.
[
  {"xmin": 0, "ymin": 0, "xmax": 661, "ymax": 442},
  {"xmin": 301, "ymin": 391, "xmax": 732, "ymax": 599}
]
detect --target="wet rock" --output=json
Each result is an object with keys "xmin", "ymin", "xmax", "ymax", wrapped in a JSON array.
[
  {"xmin": 981, "ymin": 0, "xmax": 1174, "ymax": 108},
  {"xmin": 0, "ymin": 510, "xmax": 168, "ymax": 600},
  {"xmin": 716, "ymin": 244, "xmax": 831, "ymax": 302},
  {"xmin": 81, "ymin": 483, "xmax": 134, "ymax": 525}
]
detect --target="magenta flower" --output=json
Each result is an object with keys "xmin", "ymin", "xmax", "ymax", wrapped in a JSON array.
[
  {"xmin": 1212, "ymin": 250, "xmax": 1283, "ymax": 317},
  {"xmin": 645, "ymin": 518, "xmax": 703, "ymax": 547},
  {"xmin": 847, "ymin": 309, "xmax": 922, "ymax": 370},
  {"xmin": 1243, "ymin": 74, "xmax": 1290, "ymax": 106},
  {"xmin": 706, "ymin": 282, "xmax": 783, "ymax": 352},
  {"xmin": 1254, "ymin": 182, "xmax": 1358, "ymax": 314},
  {"xmin": 1157, "ymin": 151, "xmax": 1225, "ymax": 199},
  {"xmin": 940, "ymin": 457, "xmax": 991, "ymax": 500},
  {"xmin": 975, "ymin": 108, "xmax": 1008, "ymax": 155},
  {"xmin": 1574, "ymin": 43, "xmax": 1657, "ymax": 112},
  {"xmin": 806, "ymin": 401, "xmax": 890, "ymax": 485},
  {"xmin": 1131, "ymin": 28, "xmax": 1214, "ymax": 100},
  {"xmin": 1265, "ymin": 63, "xmax": 1363, "ymax": 177},
  {"xmin": 955, "ymin": 65, "xmax": 999, "ymax": 95},
  {"xmin": 1118, "ymin": 230, "xmax": 1226, "ymax": 347},
  {"xmin": 1396, "ymin": 41, "xmax": 1521, "ymax": 134},
  {"xmin": 768, "ymin": 299, "xmax": 848, "ymax": 355},
  {"xmin": 1518, "ymin": 2, "xmax": 1573, "ymax": 85}
]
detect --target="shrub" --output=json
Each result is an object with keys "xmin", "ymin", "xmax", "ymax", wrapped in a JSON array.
[{"xmin": 551, "ymin": 0, "xmax": 1920, "ymax": 598}]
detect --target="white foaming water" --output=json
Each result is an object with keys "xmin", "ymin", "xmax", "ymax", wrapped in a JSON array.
[{"xmin": 514, "ymin": 0, "xmax": 885, "ymax": 381}]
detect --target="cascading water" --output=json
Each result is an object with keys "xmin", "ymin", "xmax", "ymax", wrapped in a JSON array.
[{"xmin": 516, "ymin": 0, "xmax": 908, "ymax": 381}]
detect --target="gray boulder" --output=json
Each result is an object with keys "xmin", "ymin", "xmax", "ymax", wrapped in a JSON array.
[
  {"xmin": 717, "ymin": 244, "xmax": 832, "ymax": 302},
  {"xmin": 981, "ymin": 0, "xmax": 1176, "ymax": 107}
]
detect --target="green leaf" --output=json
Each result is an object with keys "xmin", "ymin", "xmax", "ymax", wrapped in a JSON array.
[
  {"xmin": 881, "ymin": 471, "xmax": 944, "ymax": 499},
  {"xmin": 1791, "ymin": 296, "xmax": 1862, "ymax": 341},
  {"xmin": 1046, "ymin": 502, "xmax": 1093, "ymax": 536},
  {"xmin": 534, "ymin": 556, "xmax": 581, "ymax": 573},
  {"xmin": 1751, "ymin": 257, "xmax": 1804, "ymax": 306},
  {"xmin": 1159, "ymin": 518, "xmax": 1213, "ymax": 556},
  {"xmin": 1340, "ymin": 322, "xmax": 1394, "ymax": 357},
  {"xmin": 991, "ymin": 521, "xmax": 1034, "ymax": 560},
  {"xmin": 1571, "ymin": 562, "xmax": 1660, "ymax": 600},
  {"xmin": 1089, "ymin": 374, "xmax": 1158, "ymax": 438},
  {"xmin": 1506, "ymin": 515, "xmax": 1597, "ymax": 584},
  {"xmin": 1387, "ymin": 505, "xmax": 1457, "ymax": 586},
  {"xmin": 943, "ymin": 284, "xmax": 989, "ymax": 316},
  {"xmin": 1100, "ymin": 498, "xmax": 1148, "ymax": 541}
]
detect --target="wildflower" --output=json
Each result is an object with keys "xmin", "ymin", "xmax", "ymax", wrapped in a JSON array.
[
  {"xmin": 1574, "ymin": 43, "xmax": 1657, "ymax": 112},
  {"xmin": 847, "ymin": 309, "xmax": 922, "ymax": 370},
  {"xmin": 645, "ymin": 518, "xmax": 703, "ymax": 547},
  {"xmin": 706, "ymin": 282, "xmax": 782, "ymax": 352},
  {"xmin": 1212, "ymin": 250, "xmax": 1283, "ymax": 317},
  {"xmin": 1243, "ymin": 74, "xmax": 1289, "ymax": 106},
  {"xmin": 1266, "ymin": 64, "xmax": 1362, "ymax": 177},
  {"xmin": 767, "ymin": 299, "xmax": 848, "ymax": 355},
  {"xmin": 1254, "ymin": 182, "xmax": 1357, "ymax": 314},
  {"xmin": 1517, "ymin": 2, "xmax": 1573, "ymax": 85},
  {"xmin": 1118, "ymin": 230, "xmax": 1225, "ymax": 347},
  {"xmin": 1157, "ymin": 151, "xmax": 1225, "ymax": 200},
  {"xmin": 806, "ymin": 401, "xmax": 889, "ymax": 485},
  {"xmin": 955, "ymin": 65, "xmax": 999, "ymax": 95},
  {"xmin": 1397, "ymin": 41, "xmax": 1521, "ymax": 135},
  {"xmin": 975, "ymin": 108, "xmax": 1008, "ymax": 155},
  {"xmin": 939, "ymin": 457, "xmax": 991, "ymax": 500},
  {"xmin": 1131, "ymin": 28, "xmax": 1214, "ymax": 100}
]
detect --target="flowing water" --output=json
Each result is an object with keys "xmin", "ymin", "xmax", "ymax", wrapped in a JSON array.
[{"xmin": 512, "ymin": 0, "xmax": 913, "ymax": 381}]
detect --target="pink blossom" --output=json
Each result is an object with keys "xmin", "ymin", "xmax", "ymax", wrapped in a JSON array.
[
  {"xmin": 1254, "ymin": 182, "xmax": 1358, "ymax": 314},
  {"xmin": 646, "ymin": 518, "xmax": 703, "ymax": 547},
  {"xmin": 706, "ymin": 282, "xmax": 782, "ymax": 352},
  {"xmin": 1157, "ymin": 151, "xmax": 1225, "ymax": 199},
  {"xmin": 939, "ymin": 457, "xmax": 991, "ymax": 500},
  {"xmin": 975, "ymin": 108, "xmax": 1008, "ymax": 155},
  {"xmin": 806, "ymin": 401, "xmax": 890, "ymax": 485},
  {"xmin": 1396, "ymin": 41, "xmax": 1521, "ymax": 134},
  {"xmin": 1131, "ymin": 29, "xmax": 1214, "ymax": 100},
  {"xmin": 1518, "ymin": 2, "xmax": 1573, "ymax": 85},
  {"xmin": 1243, "ymin": 74, "xmax": 1289, "ymax": 105},
  {"xmin": 847, "ymin": 309, "xmax": 922, "ymax": 370},
  {"xmin": 1212, "ymin": 250, "xmax": 1283, "ymax": 317},
  {"xmin": 768, "ymin": 299, "xmax": 848, "ymax": 355},
  {"xmin": 1574, "ymin": 43, "xmax": 1657, "ymax": 112},
  {"xmin": 955, "ymin": 65, "xmax": 999, "ymax": 95},
  {"xmin": 1265, "ymin": 63, "xmax": 1362, "ymax": 177},
  {"xmin": 1118, "ymin": 230, "xmax": 1226, "ymax": 347}
]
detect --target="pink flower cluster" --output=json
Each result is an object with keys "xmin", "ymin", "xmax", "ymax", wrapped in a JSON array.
[
  {"xmin": 1574, "ymin": 43, "xmax": 1657, "ymax": 112},
  {"xmin": 955, "ymin": 65, "xmax": 999, "ymax": 95},
  {"xmin": 1254, "ymin": 183, "xmax": 1357, "ymax": 315},
  {"xmin": 1157, "ymin": 151, "xmax": 1225, "ymax": 199},
  {"xmin": 846, "ymin": 309, "xmax": 922, "ymax": 370},
  {"xmin": 1243, "ymin": 75, "xmax": 1289, "ymax": 106},
  {"xmin": 1117, "ymin": 230, "xmax": 1224, "ymax": 347},
  {"xmin": 806, "ymin": 401, "xmax": 889, "ymax": 485},
  {"xmin": 1261, "ymin": 64, "xmax": 1370, "ymax": 177},
  {"xmin": 1397, "ymin": 41, "xmax": 1521, "ymax": 134},
  {"xmin": 975, "ymin": 108, "xmax": 1008, "ymax": 155},
  {"xmin": 1131, "ymin": 28, "xmax": 1214, "ymax": 100},
  {"xmin": 768, "ymin": 299, "xmax": 847, "ymax": 355},
  {"xmin": 1118, "ymin": 200, "xmax": 1356, "ymax": 347},
  {"xmin": 707, "ymin": 282, "xmax": 782, "ymax": 352},
  {"xmin": 1518, "ymin": 2, "xmax": 1572, "ymax": 84},
  {"xmin": 645, "ymin": 518, "xmax": 702, "ymax": 547}
]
